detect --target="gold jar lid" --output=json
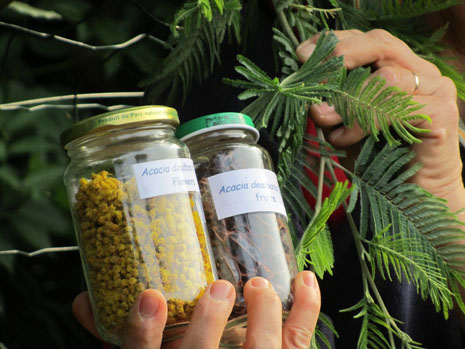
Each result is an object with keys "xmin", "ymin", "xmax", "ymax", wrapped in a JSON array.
[{"xmin": 60, "ymin": 105, "xmax": 179, "ymax": 147}]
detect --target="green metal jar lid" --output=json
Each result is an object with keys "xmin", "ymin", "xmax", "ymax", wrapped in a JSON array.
[
  {"xmin": 176, "ymin": 112, "xmax": 259, "ymax": 142},
  {"xmin": 60, "ymin": 105, "xmax": 179, "ymax": 147}
]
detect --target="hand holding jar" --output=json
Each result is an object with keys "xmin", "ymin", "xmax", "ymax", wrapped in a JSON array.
[{"xmin": 72, "ymin": 271, "xmax": 320, "ymax": 349}]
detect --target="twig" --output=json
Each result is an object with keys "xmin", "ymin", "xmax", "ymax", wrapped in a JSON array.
[
  {"xmin": 290, "ymin": 4, "xmax": 341, "ymax": 19},
  {"xmin": 0, "ymin": 21, "xmax": 169, "ymax": 50},
  {"xmin": 294, "ymin": 130, "xmax": 327, "ymax": 255},
  {"xmin": 0, "ymin": 246, "xmax": 79, "ymax": 257},
  {"xmin": 129, "ymin": 0, "xmax": 171, "ymax": 27},
  {"xmin": 317, "ymin": 126, "xmax": 397, "ymax": 347},
  {"xmin": 0, "ymin": 92, "xmax": 144, "ymax": 106},
  {"xmin": 0, "ymin": 103, "xmax": 137, "ymax": 112}
]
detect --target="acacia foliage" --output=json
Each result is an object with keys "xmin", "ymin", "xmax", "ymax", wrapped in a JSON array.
[{"xmin": 1, "ymin": 1, "xmax": 465, "ymax": 348}]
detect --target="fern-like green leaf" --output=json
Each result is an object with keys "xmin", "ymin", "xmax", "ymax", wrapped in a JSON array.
[
  {"xmin": 142, "ymin": 0, "xmax": 241, "ymax": 103},
  {"xmin": 352, "ymin": 137, "xmax": 465, "ymax": 317},
  {"xmin": 334, "ymin": 0, "xmax": 463, "ymax": 22},
  {"xmin": 333, "ymin": 0, "xmax": 465, "ymax": 103},
  {"xmin": 366, "ymin": 232, "xmax": 452, "ymax": 306},
  {"xmin": 225, "ymin": 30, "xmax": 343, "ymax": 137},
  {"xmin": 311, "ymin": 312, "xmax": 339, "ymax": 349},
  {"xmin": 296, "ymin": 180, "xmax": 352, "ymax": 272},
  {"xmin": 342, "ymin": 297, "xmax": 423, "ymax": 349},
  {"xmin": 306, "ymin": 226, "xmax": 335, "ymax": 278},
  {"xmin": 328, "ymin": 67, "xmax": 431, "ymax": 145}
]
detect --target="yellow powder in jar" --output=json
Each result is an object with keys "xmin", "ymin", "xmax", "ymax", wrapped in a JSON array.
[{"xmin": 74, "ymin": 171, "xmax": 214, "ymax": 339}]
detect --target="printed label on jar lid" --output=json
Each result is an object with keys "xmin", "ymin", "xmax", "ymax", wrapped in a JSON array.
[
  {"xmin": 207, "ymin": 168, "xmax": 287, "ymax": 220},
  {"xmin": 132, "ymin": 158, "xmax": 200, "ymax": 199}
]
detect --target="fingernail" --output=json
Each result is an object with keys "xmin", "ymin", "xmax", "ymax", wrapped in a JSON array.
[
  {"xmin": 210, "ymin": 281, "xmax": 233, "ymax": 301},
  {"xmin": 296, "ymin": 43, "xmax": 316, "ymax": 61},
  {"xmin": 139, "ymin": 291, "xmax": 160, "ymax": 318},
  {"xmin": 330, "ymin": 127, "xmax": 345, "ymax": 140},
  {"xmin": 250, "ymin": 277, "xmax": 269, "ymax": 288},
  {"xmin": 303, "ymin": 272, "xmax": 316, "ymax": 287}
]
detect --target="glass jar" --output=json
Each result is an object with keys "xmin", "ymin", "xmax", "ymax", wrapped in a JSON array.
[
  {"xmin": 61, "ymin": 106, "xmax": 216, "ymax": 345},
  {"xmin": 177, "ymin": 112, "xmax": 298, "ymax": 340}
]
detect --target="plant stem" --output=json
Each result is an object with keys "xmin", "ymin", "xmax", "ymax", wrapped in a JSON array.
[
  {"xmin": 290, "ymin": 4, "xmax": 341, "ymax": 18},
  {"xmin": 314, "ymin": 156, "xmax": 326, "ymax": 216},
  {"xmin": 317, "ymin": 126, "xmax": 399, "ymax": 347},
  {"xmin": 295, "ymin": 153, "xmax": 326, "ymax": 255},
  {"xmin": 277, "ymin": 11, "xmax": 300, "ymax": 48},
  {"xmin": 0, "ymin": 246, "xmax": 79, "ymax": 257},
  {"xmin": 0, "ymin": 92, "xmax": 144, "ymax": 107},
  {"xmin": 329, "ymin": 158, "xmax": 354, "ymax": 177},
  {"xmin": 0, "ymin": 21, "xmax": 169, "ymax": 51}
]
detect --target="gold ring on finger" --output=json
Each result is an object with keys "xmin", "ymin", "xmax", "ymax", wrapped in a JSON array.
[{"xmin": 412, "ymin": 71, "xmax": 420, "ymax": 95}]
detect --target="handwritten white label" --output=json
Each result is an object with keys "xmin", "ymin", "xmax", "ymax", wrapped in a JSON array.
[
  {"xmin": 208, "ymin": 168, "xmax": 287, "ymax": 220},
  {"xmin": 132, "ymin": 158, "xmax": 200, "ymax": 199}
]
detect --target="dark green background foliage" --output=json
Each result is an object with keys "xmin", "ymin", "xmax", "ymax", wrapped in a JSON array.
[
  {"xmin": 0, "ymin": 1, "xmax": 184, "ymax": 347},
  {"xmin": 2, "ymin": 0, "xmax": 465, "ymax": 348}
]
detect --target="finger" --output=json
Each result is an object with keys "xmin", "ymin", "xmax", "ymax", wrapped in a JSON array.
[
  {"xmin": 299, "ymin": 29, "xmax": 364, "ymax": 45},
  {"xmin": 408, "ymin": 96, "xmax": 462, "ymax": 200},
  {"xmin": 242, "ymin": 277, "xmax": 283, "ymax": 349},
  {"xmin": 312, "ymin": 72, "xmax": 456, "ymax": 147},
  {"xmin": 121, "ymin": 289, "xmax": 167, "ymax": 349},
  {"xmin": 179, "ymin": 280, "xmax": 235, "ymax": 349},
  {"xmin": 72, "ymin": 291, "xmax": 102, "ymax": 340},
  {"xmin": 297, "ymin": 29, "xmax": 440, "ymax": 76},
  {"xmin": 309, "ymin": 100, "xmax": 372, "ymax": 147},
  {"xmin": 327, "ymin": 92, "xmax": 456, "ymax": 148},
  {"xmin": 309, "ymin": 70, "xmax": 441, "ymax": 129},
  {"xmin": 334, "ymin": 29, "xmax": 438, "ymax": 74},
  {"xmin": 410, "ymin": 95, "xmax": 459, "ymax": 147},
  {"xmin": 282, "ymin": 271, "xmax": 321, "ymax": 349},
  {"xmin": 296, "ymin": 29, "xmax": 364, "ymax": 61},
  {"xmin": 309, "ymin": 103, "xmax": 342, "ymax": 127},
  {"xmin": 371, "ymin": 67, "xmax": 446, "ymax": 96},
  {"xmin": 328, "ymin": 124, "xmax": 365, "ymax": 148}
]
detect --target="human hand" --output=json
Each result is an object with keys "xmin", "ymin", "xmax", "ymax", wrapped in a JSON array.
[
  {"xmin": 296, "ymin": 29, "xmax": 465, "ymax": 213},
  {"xmin": 72, "ymin": 271, "xmax": 321, "ymax": 348}
]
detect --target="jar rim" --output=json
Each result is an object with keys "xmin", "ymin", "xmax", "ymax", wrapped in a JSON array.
[
  {"xmin": 60, "ymin": 105, "xmax": 179, "ymax": 147},
  {"xmin": 176, "ymin": 112, "xmax": 259, "ymax": 142}
]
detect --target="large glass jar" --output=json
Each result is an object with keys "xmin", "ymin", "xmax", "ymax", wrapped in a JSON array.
[
  {"xmin": 176, "ymin": 112, "xmax": 298, "ymax": 336},
  {"xmin": 61, "ymin": 106, "xmax": 216, "ymax": 345}
]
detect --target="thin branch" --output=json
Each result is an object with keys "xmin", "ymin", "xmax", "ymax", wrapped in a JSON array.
[
  {"xmin": 290, "ymin": 4, "xmax": 342, "ymax": 18},
  {"xmin": 0, "ymin": 246, "xmax": 79, "ymax": 257},
  {"xmin": 314, "ymin": 154, "xmax": 326, "ymax": 216},
  {"xmin": 294, "ymin": 129, "xmax": 327, "ymax": 255},
  {"xmin": 129, "ymin": 0, "xmax": 171, "ymax": 27},
  {"xmin": 0, "ymin": 91, "xmax": 144, "ymax": 107},
  {"xmin": 0, "ymin": 21, "xmax": 169, "ymax": 50},
  {"xmin": 329, "ymin": 158, "xmax": 354, "ymax": 177},
  {"xmin": 0, "ymin": 103, "xmax": 138, "ymax": 112},
  {"xmin": 318, "ymin": 126, "xmax": 397, "ymax": 347}
]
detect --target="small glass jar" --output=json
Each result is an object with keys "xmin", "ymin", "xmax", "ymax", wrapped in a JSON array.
[
  {"xmin": 61, "ymin": 106, "xmax": 216, "ymax": 345},
  {"xmin": 177, "ymin": 112, "xmax": 298, "ymax": 342}
]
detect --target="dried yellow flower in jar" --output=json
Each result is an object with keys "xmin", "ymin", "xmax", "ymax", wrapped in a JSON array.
[{"xmin": 74, "ymin": 171, "xmax": 214, "ymax": 341}]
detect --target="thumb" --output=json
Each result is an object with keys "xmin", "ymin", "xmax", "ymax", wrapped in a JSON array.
[{"xmin": 122, "ymin": 289, "xmax": 168, "ymax": 349}]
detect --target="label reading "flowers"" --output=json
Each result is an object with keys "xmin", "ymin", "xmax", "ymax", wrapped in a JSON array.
[{"xmin": 133, "ymin": 158, "xmax": 200, "ymax": 199}]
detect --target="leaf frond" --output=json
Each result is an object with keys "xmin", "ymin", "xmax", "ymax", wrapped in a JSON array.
[
  {"xmin": 353, "ymin": 137, "xmax": 465, "ymax": 316},
  {"xmin": 328, "ymin": 67, "xmax": 431, "ymax": 145}
]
